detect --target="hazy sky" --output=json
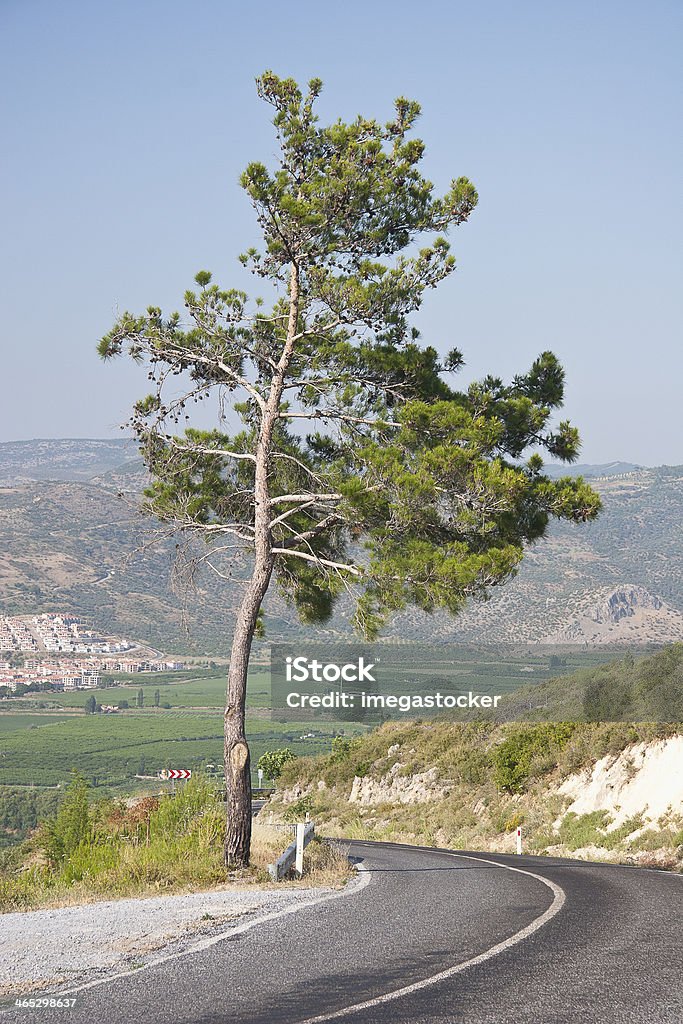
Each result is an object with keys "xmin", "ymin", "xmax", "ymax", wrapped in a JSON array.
[{"xmin": 1, "ymin": 0, "xmax": 681, "ymax": 465}]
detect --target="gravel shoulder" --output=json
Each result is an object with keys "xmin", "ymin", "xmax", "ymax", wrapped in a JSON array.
[{"xmin": 2, "ymin": 884, "xmax": 347, "ymax": 997}]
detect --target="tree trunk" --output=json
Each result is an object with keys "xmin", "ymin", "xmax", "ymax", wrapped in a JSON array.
[
  {"xmin": 223, "ymin": 261, "xmax": 300, "ymax": 868},
  {"xmin": 223, "ymin": 563, "xmax": 272, "ymax": 868}
]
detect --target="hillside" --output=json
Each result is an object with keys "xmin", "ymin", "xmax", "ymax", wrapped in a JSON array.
[
  {"xmin": 0, "ymin": 439, "xmax": 139, "ymax": 484},
  {"xmin": 388, "ymin": 464, "xmax": 683, "ymax": 644},
  {"xmin": 271, "ymin": 649, "xmax": 683, "ymax": 869},
  {"xmin": 0, "ymin": 441, "xmax": 681, "ymax": 649}
]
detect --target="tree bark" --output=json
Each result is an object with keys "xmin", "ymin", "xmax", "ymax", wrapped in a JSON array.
[
  {"xmin": 223, "ymin": 564, "xmax": 272, "ymax": 867},
  {"xmin": 223, "ymin": 261, "xmax": 300, "ymax": 868}
]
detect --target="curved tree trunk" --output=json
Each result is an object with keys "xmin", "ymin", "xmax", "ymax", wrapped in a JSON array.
[
  {"xmin": 223, "ymin": 261, "xmax": 300, "ymax": 868},
  {"xmin": 223, "ymin": 563, "xmax": 272, "ymax": 867}
]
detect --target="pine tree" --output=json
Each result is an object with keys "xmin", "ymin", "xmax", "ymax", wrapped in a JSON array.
[{"xmin": 99, "ymin": 72, "xmax": 601, "ymax": 866}]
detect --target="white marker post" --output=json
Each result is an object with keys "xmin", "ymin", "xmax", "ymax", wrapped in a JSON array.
[
  {"xmin": 516, "ymin": 826, "xmax": 523, "ymax": 855},
  {"xmin": 295, "ymin": 822, "xmax": 305, "ymax": 875},
  {"xmin": 257, "ymin": 768, "xmax": 264, "ymax": 789}
]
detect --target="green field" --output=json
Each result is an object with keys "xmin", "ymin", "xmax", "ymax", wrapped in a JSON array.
[
  {"xmin": 0, "ymin": 709, "xmax": 354, "ymax": 788},
  {"xmin": 13, "ymin": 669, "xmax": 270, "ymax": 711},
  {"xmin": 0, "ymin": 646, "xmax": 624, "ymax": 792},
  {"xmin": 0, "ymin": 713, "xmax": 73, "ymax": 735}
]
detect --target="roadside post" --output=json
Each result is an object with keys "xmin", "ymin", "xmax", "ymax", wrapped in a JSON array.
[
  {"xmin": 268, "ymin": 822, "xmax": 314, "ymax": 881},
  {"xmin": 295, "ymin": 822, "xmax": 306, "ymax": 875},
  {"xmin": 516, "ymin": 826, "xmax": 523, "ymax": 855},
  {"xmin": 257, "ymin": 768, "xmax": 264, "ymax": 789}
]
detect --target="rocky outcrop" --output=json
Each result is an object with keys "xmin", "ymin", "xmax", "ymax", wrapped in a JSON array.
[
  {"xmin": 590, "ymin": 585, "xmax": 662, "ymax": 624},
  {"xmin": 544, "ymin": 584, "xmax": 683, "ymax": 644},
  {"xmin": 349, "ymin": 763, "xmax": 448, "ymax": 806}
]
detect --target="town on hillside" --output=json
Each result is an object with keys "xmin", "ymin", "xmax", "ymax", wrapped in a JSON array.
[{"xmin": 0, "ymin": 613, "xmax": 184, "ymax": 695}]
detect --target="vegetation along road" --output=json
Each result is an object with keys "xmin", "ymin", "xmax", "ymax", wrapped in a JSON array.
[{"xmin": 2, "ymin": 840, "xmax": 681, "ymax": 1023}]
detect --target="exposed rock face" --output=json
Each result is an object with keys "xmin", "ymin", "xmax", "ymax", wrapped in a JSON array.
[
  {"xmin": 554, "ymin": 736, "xmax": 683, "ymax": 831},
  {"xmin": 590, "ymin": 585, "xmax": 662, "ymax": 624},
  {"xmin": 349, "ymin": 763, "xmax": 447, "ymax": 806},
  {"xmin": 544, "ymin": 584, "xmax": 683, "ymax": 644}
]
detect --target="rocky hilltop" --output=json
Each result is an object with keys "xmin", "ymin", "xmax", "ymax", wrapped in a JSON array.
[
  {"xmin": 592, "ymin": 585, "xmax": 662, "ymax": 622},
  {"xmin": 544, "ymin": 585, "xmax": 683, "ymax": 644}
]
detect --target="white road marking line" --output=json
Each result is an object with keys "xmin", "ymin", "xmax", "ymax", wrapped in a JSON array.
[
  {"xmin": 296, "ymin": 846, "xmax": 566, "ymax": 1024},
  {"xmin": 53, "ymin": 867, "xmax": 372, "ymax": 998}
]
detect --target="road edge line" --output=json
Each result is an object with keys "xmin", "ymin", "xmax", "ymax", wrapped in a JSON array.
[
  {"xmin": 52, "ymin": 863, "xmax": 372, "ymax": 998},
  {"xmin": 296, "ymin": 846, "xmax": 566, "ymax": 1024}
]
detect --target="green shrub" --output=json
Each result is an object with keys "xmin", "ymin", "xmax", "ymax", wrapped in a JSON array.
[
  {"xmin": 284, "ymin": 796, "xmax": 314, "ymax": 822},
  {"xmin": 330, "ymin": 737, "xmax": 354, "ymax": 761},
  {"xmin": 257, "ymin": 748, "xmax": 297, "ymax": 781},
  {"xmin": 41, "ymin": 771, "xmax": 92, "ymax": 865},
  {"xmin": 492, "ymin": 724, "xmax": 575, "ymax": 794},
  {"xmin": 449, "ymin": 748, "xmax": 490, "ymax": 785},
  {"xmin": 558, "ymin": 811, "xmax": 611, "ymax": 850}
]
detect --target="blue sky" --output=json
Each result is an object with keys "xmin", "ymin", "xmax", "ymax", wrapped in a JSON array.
[{"xmin": 1, "ymin": 0, "xmax": 681, "ymax": 464}]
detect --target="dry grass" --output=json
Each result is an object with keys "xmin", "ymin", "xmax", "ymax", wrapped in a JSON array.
[
  {"xmin": 0, "ymin": 781, "xmax": 353, "ymax": 913},
  {"xmin": 248, "ymin": 821, "xmax": 353, "ymax": 887}
]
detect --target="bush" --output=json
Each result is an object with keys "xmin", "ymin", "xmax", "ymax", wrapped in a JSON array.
[
  {"xmin": 451, "ymin": 748, "xmax": 490, "ymax": 785},
  {"xmin": 257, "ymin": 748, "xmax": 297, "ymax": 782},
  {"xmin": 558, "ymin": 811, "xmax": 611, "ymax": 851},
  {"xmin": 284, "ymin": 796, "xmax": 314, "ymax": 823},
  {"xmin": 41, "ymin": 771, "xmax": 92, "ymax": 865},
  {"xmin": 492, "ymin": 724, "xmax": 575, "ymax": 794},
  {"xmin": 330, "ymin": 737, "xmax": 353, "ymax": 761}
]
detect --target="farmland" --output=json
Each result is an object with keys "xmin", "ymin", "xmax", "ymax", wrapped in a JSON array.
[
  {"xmin": 0, "ymin": 710, "xmax": 344, "ymax": 788},
  {"xmin": 15, "ymin": 668, "xmax": 269, "ymax": 711},
  {"xmin": 0, "ymin": 646, "xmax": 624, "ymax": 792},
  {"xmin": 0, "ymin": 664, "xmax": 353, "ymax": 789}
]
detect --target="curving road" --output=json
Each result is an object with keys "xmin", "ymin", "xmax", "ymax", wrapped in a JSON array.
[{"xmin": 3, "ymin": 840, "xmax": 682, "ymax": 1023}]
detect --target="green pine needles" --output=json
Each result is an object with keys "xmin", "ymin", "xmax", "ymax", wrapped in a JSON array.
[{"xmin": 99, "ymin": 70, "xmax": 599, "ymax": 640}]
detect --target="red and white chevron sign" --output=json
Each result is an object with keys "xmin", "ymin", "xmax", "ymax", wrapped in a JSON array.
[{"xmin": 160, "ymin": 768, "xmax": 192, "ymax": 780}]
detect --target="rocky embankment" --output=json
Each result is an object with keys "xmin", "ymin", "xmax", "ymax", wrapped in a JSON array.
[{"xmin": 274, "ymin": 729, "xmax": 683, "ymax": 870}]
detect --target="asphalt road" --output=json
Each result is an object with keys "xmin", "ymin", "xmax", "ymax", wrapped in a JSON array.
[{"xmin": 4, "ymin": 840, "xmax": 682, "ymax": 1024}]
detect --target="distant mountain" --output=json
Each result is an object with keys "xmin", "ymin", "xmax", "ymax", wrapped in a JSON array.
[
  {"xmin": 379, "ymin": 465, "xmax": 683, "ymax": 644},
  {"xmin": 0, "ymin": 441, "xmax": 649, "ymax": 489},
  {"xmin": 543, "ymin": 585, "xmax": 683, "ymax": 645},
  {"xmin": 0, "ymin": 439, "xmax": 139, "ymax": 484},
  {"xmin": 542, "ymin": 461, "xmax": 643, "ymax": 479},
  {"xmin": 0, "ymin": 442, "xmax": 680, "ymax": 650}
]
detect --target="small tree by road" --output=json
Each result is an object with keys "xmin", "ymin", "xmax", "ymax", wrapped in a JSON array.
[
  {"xmin": 99, "ymin": 72, "xmax": 600, "ymax": 867},
  {"xmin": 257, "ymin": 748, "xmax": 297, "ymax": 783},
  {"xmin": 42, "ymin": 772, "xmax": 91, "ymax": 865}
]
